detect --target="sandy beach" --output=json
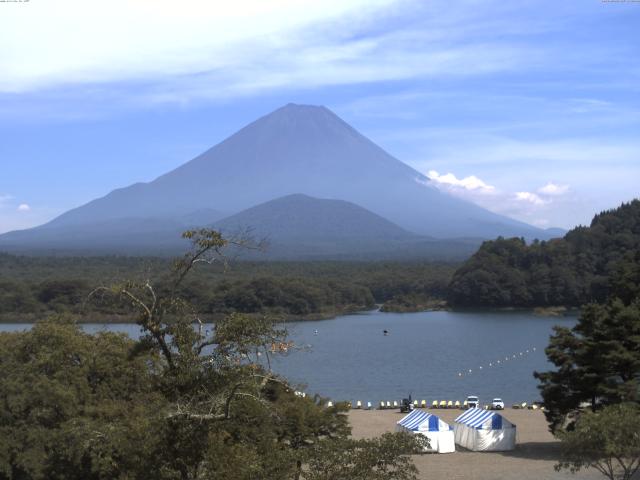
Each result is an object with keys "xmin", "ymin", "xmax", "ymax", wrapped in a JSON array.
[{"xmin": 348, "ymin": 408, "xmax": 603, "ymax": 480}]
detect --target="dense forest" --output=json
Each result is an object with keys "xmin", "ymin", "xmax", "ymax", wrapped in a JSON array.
[
  {"xmin": 0, "ymin": 255, "xmax": 455, "ymax": 321},
  {"xmin": 449, "ymin": 200, "xmax": 640, "ymax": 307}
]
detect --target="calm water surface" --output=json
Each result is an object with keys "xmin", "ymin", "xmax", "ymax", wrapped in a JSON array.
[{"xmin": 0, "ymin": 310, "xmax": 575, "ymax": 406}]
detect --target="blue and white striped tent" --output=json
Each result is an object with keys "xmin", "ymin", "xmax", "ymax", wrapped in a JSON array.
[
  {"xmin": 396, "ymin": 409, "xmax": 455, "ymax": 453},
  {"xmin": 453, "ymin": 408, "xmax": 516, "ymax": 451}
]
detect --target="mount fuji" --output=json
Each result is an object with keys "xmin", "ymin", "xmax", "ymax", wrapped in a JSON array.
[{"xmin": 0, "ymin": 103, "xmax": 557, "ymax": 257}]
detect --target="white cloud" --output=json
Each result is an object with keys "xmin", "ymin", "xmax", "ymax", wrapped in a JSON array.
[
  {"xmin": 515, "ymin": 191, "xmax": 548, "ymax": 206},
  {"xmin": 538, "ymin": 182, "xmax": 569, "ymax": 196},
  {"xmin": 392, "ymin": 125, "xmax": 639, "ymax": 230},
  {"xmin": 0, "ymin": 0, "xmax": 391, "ymax": 93},
  {"xmin": 0, "ymin": 0, "xmax": 542, "ymax": 103},
  {"xmin": 0, "ymin": 194, "xmax": 13, "ymax": 204},
  {"xmin": 418, "ymin": 169, "xmax": 583, "ymax": 229},
  {"xmin": 531, "ymin": 218, "xmax": 550, "ymax": 228},
  {"xmin": 0, "ymin": 205, "xmax": 60, "ymax": 234},
  {"xmin": 17, "ymin": 203, "xmax": 31, "ymax": 212},
  {"xmin": 567, "ymin": 98, "xmax": 614, "ymax": 114},
  {"xmin": 427, "ymin": 170, "xmax": 496, "ymax": 193}
]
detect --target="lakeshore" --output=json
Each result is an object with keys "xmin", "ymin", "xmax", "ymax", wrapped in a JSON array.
[{"xmin": 348, "ymin": 409, "xmax": 602, "ymax": 480}]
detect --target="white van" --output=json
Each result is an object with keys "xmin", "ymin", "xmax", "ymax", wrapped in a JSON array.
[{"xmin": 466, "ymin": 395, "xmax": 479, "ymax": 409}]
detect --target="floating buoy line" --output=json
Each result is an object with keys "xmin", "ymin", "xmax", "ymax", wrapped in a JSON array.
[{"xmin": 456, "ymin": 347, "xmax": 538, "ymax": 378}]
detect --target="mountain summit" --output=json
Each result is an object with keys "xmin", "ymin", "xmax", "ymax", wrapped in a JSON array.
[
  {"xmin": 0, "ymin": 103, "xmax": 552, "ymax": 255},
  {"xmin": 47, "ymin": 103, "xmax": 431, "ymax": 229}
]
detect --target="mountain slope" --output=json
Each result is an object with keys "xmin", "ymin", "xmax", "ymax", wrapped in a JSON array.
[
  {"xmin": 213, "ymin": 194, "xmax": 479, "ymax": 260},
  {"xmin": 34, "ymin": 104, "xmax": 547, "ymax": 238},
  {"xmin": 214, "ymin": 193, "xmax": 416, "ymax": 242},
  {"xmin": 0, "ymin": 194, "xmax": 481, "ymax": 259},
  {"xmin": 0, "ymin": 103, "xmax": 553, "ymax": 254},
  {"xmin": 0, "ymin": 211, "xmax": 226, "ymax": 255}
]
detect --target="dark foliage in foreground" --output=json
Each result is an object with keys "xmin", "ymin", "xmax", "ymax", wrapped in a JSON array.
[
  {"xmin": 535, "ymin": 248, "xmax": 640, "ymax": 479},
  {"xmin": 534, "ymin": 295, "xmax": 640, "ymax": 432},
  {"xmin": 0, "ymin": 230, "xmax": 422, "ymax": 480},
  {"xmin": 555, "ymin": 403, "xmax": 640, "ymax": 480},
  {"xmin": 449, "ymin": 200, "xmax": 640, "ymax": 307}
]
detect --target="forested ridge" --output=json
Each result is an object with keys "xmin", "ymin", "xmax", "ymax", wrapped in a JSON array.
[
  {"xmin": 3, "ymin": 199, "xmax": 639, "ymax": 316},
  {"xmin": 448, "ymin": 200, "xmax": 640, "ymax": 307},
  {"xmin": 0, "ymin": 256, "xmax": 455, "ymax": 321}
]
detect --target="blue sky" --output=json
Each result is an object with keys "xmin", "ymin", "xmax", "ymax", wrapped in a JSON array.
[{"xmin": 1, "ymin": 0, "xmax": 639, "ymax": 233}]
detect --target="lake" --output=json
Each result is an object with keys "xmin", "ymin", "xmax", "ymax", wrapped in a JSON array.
[{"xmin": 0, "ymin": 309, "xmax": 575, "ymax": 406}]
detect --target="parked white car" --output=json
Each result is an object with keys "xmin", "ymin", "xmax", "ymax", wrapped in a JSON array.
[
  {"xmin": 466, "ymin": 395, "xmax": 479, "ymax": 409},
  {"xmin": 492, "ymin": 398, "xmax": 505, "ymax": 410}
]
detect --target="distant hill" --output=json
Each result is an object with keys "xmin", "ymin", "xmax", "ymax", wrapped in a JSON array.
[
  {"xmin": 0, "ymin": 103, "xmax": 557, "ymax": 256},
  {"xmin": 448, "ymin": 200, "xmax": 640, "ymax": 307},
  {"xmin": 0, "ymin": 212, "xmax": 225, "ymax": 255},
  {"xmin": 215, "ymin": 194, "xmax": 480, "ymax": 260},
  {"xmin": 215, "ymin": 194, "xmax": 413, "ymax": 240},
  {"xmin": 0, "ymin": 194, "xmax": 481, "ymax": 259}
]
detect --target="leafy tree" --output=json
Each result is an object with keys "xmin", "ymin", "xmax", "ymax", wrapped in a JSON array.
[
  {"xmin": 0, "ymin": 317, "xmax": 165, "ymax": 480},
  {"xmin": 37, "ymin": 279, "xmax": 88, "ymax": 306},
  {"xmin": 0, "ymin": 280, "xmax": 38, "ymax": 314},
  {"xmin": 555, "ymin": 403, "xmax": 640, "ymax": 480},
  {"xmin": 534, "ymin": 297, "xmax": 640, "ymax": 432},
  {"xmin": 303, "ymin": 432, "xmax": 423, "ymax": 480}
]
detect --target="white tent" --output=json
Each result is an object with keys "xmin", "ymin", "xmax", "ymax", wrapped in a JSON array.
[
  {"xmin": 453, "ymin": 408, "xmax": 516, "ymax": 451},
  {"xmin": 395, "ymin": 409, "xmax": 455, "ymax": 453}
]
